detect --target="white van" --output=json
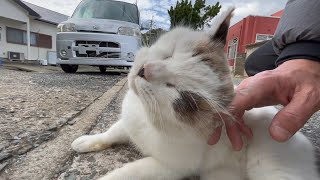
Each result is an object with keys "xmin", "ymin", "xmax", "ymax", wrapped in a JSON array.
[{"xmin": 56, "ymin": 0, "xmax": 141, "ymax": 73}]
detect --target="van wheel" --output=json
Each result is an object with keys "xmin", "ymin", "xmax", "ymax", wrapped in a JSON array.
[
  {"xmin": 61, "ymin": 64, "xmax": 78, "ymax": 73},
  {"xmin": 99, "ymin": 66, "xmax": 107, "ymax": 73}
]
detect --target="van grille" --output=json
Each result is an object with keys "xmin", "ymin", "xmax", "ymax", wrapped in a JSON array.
[{"xmin": 74, "ymin": 41, "xmax": 120, "ymax": 58}]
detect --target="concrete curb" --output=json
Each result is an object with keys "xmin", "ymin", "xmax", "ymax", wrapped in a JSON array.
[
  {"xmin": 2, "ymin": 65, "xmax": 38, "ymax": 72},
  {"xmin": 1, "ymin": 78, "xmax": 128, "ymax": 180},
  {"xmin": 2, "ymin": 64, "xmax": 56, "ymax": 73}
]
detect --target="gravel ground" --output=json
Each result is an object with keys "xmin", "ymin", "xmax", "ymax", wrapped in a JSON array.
[
  {"xmin": 56, "ymin": 85, "xmax": 143, "ymax": 180},
  {"xmin": 0, "ymin": 68, "xmax": 124, "ymax": 170}
]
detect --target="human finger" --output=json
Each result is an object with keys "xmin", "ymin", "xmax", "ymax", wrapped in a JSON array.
[
  {"xmin": 269, "ymin": 92, "xmax": 319, "ymax": 142},
  {"xmin": 207, "ymin": 125, "xmax": 222, "ymax": 145},
  {"xmin": 224, "ymin": 118, "xmax": 243, "ymax": 151}
]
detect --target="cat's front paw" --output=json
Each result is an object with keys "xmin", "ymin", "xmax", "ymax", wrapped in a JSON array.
[{"xmin": 71, "ymin": 135, "xmax": 110, "ymax": 153}]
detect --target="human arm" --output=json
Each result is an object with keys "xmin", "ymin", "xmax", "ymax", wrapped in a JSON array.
[
  {"xmin": 273, "ymin": 0, "xmax": 320, "ymax": 65},
  {"xmin": 209, "ymin": 0, "xmax": 320, "ymax": 150}
]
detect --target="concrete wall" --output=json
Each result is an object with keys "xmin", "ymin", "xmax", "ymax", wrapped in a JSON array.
[
  {"xmin": 225, "ymin": 20, "xmax": 242, "ymax": 53},
  {"xmin": 225, "ymin": 15, "xmax": 281, "ymax": 71},
  {"xmin": 0, "ymin": 17, "xmax": 27, "ymax": 59},
  {"xmin": 234, "ymin": 53, "xmax": 247, "ymax": 77},
  {"xmin": 246, "ymin": 45, "xmax": 261, "ymax": 58},
  {"xmin": 0, "ymin": 0, "xmax": 58, "ymax": 61},
  {"xmin": 225, "ymin": 15, "xmax": 280, "ymax": 55},
  {"xmin": 241, "ymin": 41, "xmax": 268, "ymax": 76}
]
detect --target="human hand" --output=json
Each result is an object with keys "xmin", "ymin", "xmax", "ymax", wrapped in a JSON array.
[{"xmin": 208, "ymin": 59, "xmax": 320, "ymax": 150}]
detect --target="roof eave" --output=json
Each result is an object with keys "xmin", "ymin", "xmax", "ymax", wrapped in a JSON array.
[
  {"xmin": 34, "ymin": 18, "xmax": 59, "ymax": 26},
  {"xmin": 246, "ymin": 40, "xmax": 269, "ymax": 48},
  {"xmin": 12, "ymin": 0, "xmax": 41, "ymax": 17}
]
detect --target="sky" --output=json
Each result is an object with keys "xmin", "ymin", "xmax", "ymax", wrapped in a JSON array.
[{"xmin": 23, "ymin": 0, "xmax": 288, "ymax": 29}]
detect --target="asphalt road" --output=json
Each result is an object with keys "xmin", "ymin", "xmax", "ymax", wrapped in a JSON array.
[{"xmin": 0, "ymin": 67, "xmax": 125, "ymax": 176}]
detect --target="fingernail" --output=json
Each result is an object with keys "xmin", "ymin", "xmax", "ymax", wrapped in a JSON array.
[
  {"xmin": 270, "ymin": 125, "xmax": 292, "ymax": 142},
  {"xmin": 238, "ymin": 88, "xmax": 249, "ymax": 95},
  {"xmin": 232, "ymin": 136, "xmax": 243, "ymax": 151},
  {"xmin": 234, "ymin": 144, "xmax": 242, "ymax": 151}
]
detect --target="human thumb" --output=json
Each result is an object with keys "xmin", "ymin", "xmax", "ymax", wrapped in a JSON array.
[{"xmin": 269, "ymin": 94, "xmax": 317, "ymax": 142}]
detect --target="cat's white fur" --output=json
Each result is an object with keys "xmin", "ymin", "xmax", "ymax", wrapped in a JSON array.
[{"xmin": 72, "ymin": 7, "xmax": 320, "ymax": 180}]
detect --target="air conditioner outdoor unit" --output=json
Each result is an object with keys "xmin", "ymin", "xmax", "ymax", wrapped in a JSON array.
[{"xmin": 8, "ymin": 51, "xmax": 25, "ymax": 61}]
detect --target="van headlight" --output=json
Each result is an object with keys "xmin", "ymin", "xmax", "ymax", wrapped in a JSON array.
[
  {"xmin": 118, "ymin": 27, "xmax": 141, "ymax": 37},
  {"xmin": 57, "ymin": 23, "xmax": 76, "ymax": 32}
]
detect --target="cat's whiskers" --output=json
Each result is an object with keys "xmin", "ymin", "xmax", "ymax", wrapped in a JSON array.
[
  {"xmin": 187, "ymin": 91, "xmax": 200, "ymax": 110},
  {"xmin": 195, "ymin": 115, "xmax": 212, "ymax": 139},
  {"xmin": 149, "ymin": 92, "xmax": 166, "ymax": 132},
  {"xmin": 204, "ymin": 97, "xmax": 238, "ymax": 132},
  {"xmin": 139, "ymin": 85, "xmax": 167, "ymax": 132}
]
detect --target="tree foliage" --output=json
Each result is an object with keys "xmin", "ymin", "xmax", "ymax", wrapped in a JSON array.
[
  {"xmin": 168, "ymin": 0, "xmax": 221, "ymax": 30},
  {"xmin": 142, "ymin": 28, "xmax": 167, "ymax": 46}
]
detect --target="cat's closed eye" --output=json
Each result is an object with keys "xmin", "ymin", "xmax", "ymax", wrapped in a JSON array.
[
  {"xmin": 163, "ymin": 55, "xmax": 172, "ymax": 60},
  {"xmin": 166, "ymin": 83, "xmax": 175, "ymax": 88}
]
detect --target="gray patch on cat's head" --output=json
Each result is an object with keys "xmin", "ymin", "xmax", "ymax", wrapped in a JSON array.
[
  {"xmin": 173, "ymin": 91, "xmax": 211, "ymax": 123},
  {"xmin": 173, "ymin": 91, "xmax": 222, "ymax": 138},
  {"xmin": 191, "ymin": 8, "xmax": 235, "ymax": 107},
  {"xmin": 173, "ymin": 91, "xmax": 207, "ymax": 113}
]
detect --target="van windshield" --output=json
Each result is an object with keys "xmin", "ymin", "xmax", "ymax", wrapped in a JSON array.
[{"xmin": 72, "ymin": 0, "xmax": 139, "ymax": 24}]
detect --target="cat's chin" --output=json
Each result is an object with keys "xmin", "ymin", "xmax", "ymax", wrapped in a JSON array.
[
  {"xmin": 130, "ymin": 76, "xmax": 152, "ymax": 98},
  {"xmin": 134, "ymin": 76, "xmax": 147, "ymax": 87}
]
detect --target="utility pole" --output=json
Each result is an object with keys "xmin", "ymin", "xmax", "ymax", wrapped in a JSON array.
[{"xmin": 148, "ymin": 15, "xmax": 154, "ymax": 46}]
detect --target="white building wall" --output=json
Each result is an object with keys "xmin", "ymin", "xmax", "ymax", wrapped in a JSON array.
[
  {"xmin": 0, "ymin": 0, "xmax": 29, "ymax": 22},
  {"xmin": 0, "ymin": 17, "xmax": 28, "ymax": 59},
  {"xmin": 0, "ymin": 0, "xmax": 58, "ymax": 61},
  {"xmin": 0, "ymin": 17, "xmax": 58, "ymax": 61},
  {"xmin": 29, "ymin": 19, "xmax": 58, "ymax": 60}
]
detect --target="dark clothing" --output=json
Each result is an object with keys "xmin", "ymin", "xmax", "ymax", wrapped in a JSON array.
[
  {"xmin": 245, "ymin": 41, "xmax": 277, "ymax": 77},
  {"xmin": 246, "ymin": 0, "xmax": 320, "ymax": 76}
]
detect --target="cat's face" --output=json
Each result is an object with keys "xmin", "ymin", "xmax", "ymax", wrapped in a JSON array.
[{"xmin": 128, "ymin": 8, "xmax": 235, "ymax": 136}]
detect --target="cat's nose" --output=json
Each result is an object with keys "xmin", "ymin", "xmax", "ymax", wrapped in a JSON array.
[{"xmin": 138, "ymin": 67, "xmax": 145, "ymax": 78}]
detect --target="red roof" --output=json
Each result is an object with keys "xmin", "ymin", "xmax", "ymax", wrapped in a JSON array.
[{"xmin": 271, "ymin": 10, "xmax": 284, "ymax": 17}]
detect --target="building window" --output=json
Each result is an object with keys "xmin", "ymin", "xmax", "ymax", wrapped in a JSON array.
[
  {"xmin": 7, "ymin": 27, "xmax": 23, "ymax": 44},
  {"xmin": 256, "ymin": 34, "xmax": 273, "ymax": 43},
  {"xmin": 38, "ymin": 34, "xmax": 52, "ymax": 49},
  {"xmin": 227, "ymin": 38, "xmax": 238, "ymax": 59},
  {"xmin": 6, "ymin": 27, "xmax": 52, "ymax": 49}
]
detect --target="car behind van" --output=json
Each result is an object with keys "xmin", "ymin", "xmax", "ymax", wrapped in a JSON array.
[{"xmin": 56, "ymin": 0, "xmax": 141, "ymax": 73}]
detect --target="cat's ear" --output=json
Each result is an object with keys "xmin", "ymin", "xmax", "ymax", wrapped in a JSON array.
[{"xmin": 209, "ymin": 7, "xmax": 234, "ymax": 45}]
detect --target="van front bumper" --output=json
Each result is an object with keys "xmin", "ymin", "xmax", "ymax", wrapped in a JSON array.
[
  {"xmin": 56, "ymin": 31, "xmax": 141, "ymax": 66},
  {"xmin": 57, "ymin": 58, "xmax": 133, "ymax": 66}
]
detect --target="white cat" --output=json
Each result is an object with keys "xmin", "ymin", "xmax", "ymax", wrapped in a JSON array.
[{"xmin": 71, "ymin": 7, "xmax": 320, "ymax": 180}]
